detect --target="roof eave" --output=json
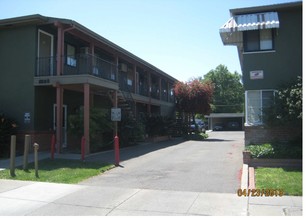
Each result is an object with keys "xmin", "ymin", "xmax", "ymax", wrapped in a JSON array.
[
  {"xmin": 0, "ymin": 14, "xmax": 48, "ymax": 26},
  {"xmin": 0, "ymin": 14, "xmax": 178, "ymax": 82},
  {"xmin": 230, "ymin": 1, "xmax": 302, "ymax": 16}
]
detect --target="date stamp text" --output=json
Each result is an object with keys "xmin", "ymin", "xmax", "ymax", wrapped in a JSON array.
[{"xmin": 237, "ymin": 189, "xmax": 284, "ymax": 197}]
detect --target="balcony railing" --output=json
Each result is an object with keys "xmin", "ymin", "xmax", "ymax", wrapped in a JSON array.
[
  {"xmin": 36, "ymin": 54, "xmax": 117, "ymax": 82},
  {"xmin": 36, "ymin": 55, "xmax": 175, "ymax": 103},
  {"xmin": 36, "ymin": 56, "xmax": 56, "ymax": 76}
]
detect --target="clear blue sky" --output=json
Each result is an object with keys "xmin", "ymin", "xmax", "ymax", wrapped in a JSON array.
[{"xmin": 0, "ymin": 0, "xmax": 301, "ymax": 81}]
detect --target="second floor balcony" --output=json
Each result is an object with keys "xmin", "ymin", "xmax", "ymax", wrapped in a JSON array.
[
  {"xmin": 36, "ymin": 54, "xmax": 117, "ymax": 82},
  {"xmin": 36, "ymin": 54, "xmax": 175, "ymax": 103}
]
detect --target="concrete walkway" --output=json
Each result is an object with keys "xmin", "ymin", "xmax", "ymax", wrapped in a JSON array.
[
  {"xmin": 0, "ymin": 132, "xmax": 303, "ymax": 216},
  {"xmin": 0, "ymin": 179, "xmax": 249, "ymax": 216}
]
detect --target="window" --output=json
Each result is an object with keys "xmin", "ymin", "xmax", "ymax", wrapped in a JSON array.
[
  {"xmin": 260, "ymin": 29, "xmax": 273, "ymax": 50},
  {"xmin": 66, "ymin": 44, "xmax": 76, "ymax": 67},
  {"xmin": 245, "ymin": 90, "xmax": 275, "ymax": 125},
  {"xmin": 244, "ymin": 29, "xmax": 274, "ymax": 52}
]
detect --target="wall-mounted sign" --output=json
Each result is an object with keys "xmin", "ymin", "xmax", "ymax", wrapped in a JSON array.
[
  {"xmin": 250, "ymin": 70, "xmax": 264, "ymax": 80},
  {"xmin": 111, "ymin": 108, "xmax": 121, "ymax": 121},
  {"xmin": 24, "ymin": 112, "xmax": 30, "ymax": 124}
]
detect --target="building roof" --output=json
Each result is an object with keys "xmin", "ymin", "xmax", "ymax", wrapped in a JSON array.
[
  {"xmin": 220, "ymin": 1, "xmax": 302, "ymax": 45},
  {"xmin": 0, "ymin": 14, "xmax": 177, "ymax": 82},
  {"xmin": 229, "ymin": 1, "xmax": 302, "ymax": 16}
]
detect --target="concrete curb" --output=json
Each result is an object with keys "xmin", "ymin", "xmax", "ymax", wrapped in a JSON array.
[
  {"xmin": 241, "ymin": 164, "xmax": 248, "ymax": 189},
  {"xmin": 241, "ymin": 164, "xmax": 255, "ymax": 190},
  {"xmin": 248, "ymin": 167, "xmax": 255, "ymax": 189}
]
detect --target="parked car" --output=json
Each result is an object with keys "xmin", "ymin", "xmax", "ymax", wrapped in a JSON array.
[
  {"xmin": 189, "ymin": 120, "xmax": 206, "ymax": 133},
  {"xmin": 227, "ymin": 122, "xmax": 240, "ymax": 130},
  {"xmin": 196, "ymin": 120, "xmax": 206, "ymax": 132},
  {"xmin": 213, "ymin": 123, "xmax": 224, "ymax": 131},
  {"xmin": 189, "ymin": 123, "xmax": 197, "ymax": 132}
]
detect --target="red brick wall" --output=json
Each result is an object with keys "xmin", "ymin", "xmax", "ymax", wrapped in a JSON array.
[{"xmin": 244, "ymin": 125, "xmax": 302, "ymax": 146}]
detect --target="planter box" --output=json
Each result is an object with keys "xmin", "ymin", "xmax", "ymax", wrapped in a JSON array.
[{"xmin": 243, "ymin": 151, "xmax": 302, "ymax": 168}]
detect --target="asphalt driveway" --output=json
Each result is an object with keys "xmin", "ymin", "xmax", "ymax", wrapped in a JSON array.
[
  {"xmin": 81, "ymin": 131, "xmax": 244, "ymax": 194},
  {"xmin": 0, "ymin": 131, "xmax": 301, "ymax": 216}
]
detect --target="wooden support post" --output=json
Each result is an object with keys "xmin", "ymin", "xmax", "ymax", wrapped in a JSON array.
[
  {"xmin": 33, "ymin": 143, "xmax": 39, "ymax": 178},
  {"xmin": 23, "ymin": 135, "xmax": 30, "ymax": 171},
  {"xmin": 10, "ymin": 135, "xmax": 16, "ymax": 177}
]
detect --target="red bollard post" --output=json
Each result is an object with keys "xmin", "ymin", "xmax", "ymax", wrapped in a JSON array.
[
  {"xmin": 51, "ymin": 134, "xmax": 55, "ymax": 160},
  {"xmin": 114, "ymin": 135, "xmax": 120, "ymax": 166},
  {"xmin": 81, "ymin": 136, "xmax": 85, "ymax": 161}
]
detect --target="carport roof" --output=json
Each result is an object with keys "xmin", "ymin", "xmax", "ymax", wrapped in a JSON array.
[{"xmin": 205, "ymin": 113, "xmax": 244, "ymax": 118}]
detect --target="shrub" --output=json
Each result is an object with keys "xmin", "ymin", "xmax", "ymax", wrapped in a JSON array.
[
  {"xmin": 145, "ymin": 115, "xmax": 175, "ymax": 137},
  {"xmin": 0, "ymin": 114, "xmax": 17, "ymax": 158},
  {"xmin": 68, "ymin": 108, "xmax": 113, "ymax": 152},
  {"xmin": 184, "ymin": 132, "xmax": 208, "ymax": 141},
  {"xmin": 246, "ymin": 141, "xmax": 302, "ymax": 159},
  {"xmin": 246, "ymin": 144, "xmax": 275, "ymax": 159},
  {"xmin": 119, "ymin": 117, "xmax": 145, "ymax": 147},
  {"xmin": 272, "ymin": 140, "xmax": 302, "ymax": 159},
  {"xmin": 263, "ymin": 76, "xmax": 302, "ymax": 127}
]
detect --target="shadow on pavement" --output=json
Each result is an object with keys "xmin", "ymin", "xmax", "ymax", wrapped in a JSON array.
[
  {"xmin": 204, "ymin": 138, "xmax": 233, "ymax": 142},
  {"xmin": 86, "ymin": 138, "xmax": 185, "ymax": 165}
]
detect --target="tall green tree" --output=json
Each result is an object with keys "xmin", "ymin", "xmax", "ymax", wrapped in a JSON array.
[{"xmin": 203, "ymin": 65, "xmax": 244, "ymax": 113}]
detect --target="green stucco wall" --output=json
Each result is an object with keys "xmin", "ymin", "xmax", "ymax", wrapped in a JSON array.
[
  {"xmin": 242, "ymin": 6, "xmax": 302, "ymax": 90},
  {"xmin": 34, "ymin": 87, "xmax": 55, "ymax": 131},
  {"xmin": 0, "ymin": 25, "xmax": 37, "ymax": 130}
]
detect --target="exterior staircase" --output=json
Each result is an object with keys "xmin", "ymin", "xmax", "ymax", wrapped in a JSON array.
[{"xmin": 117, "ymin": 90, "xmax": 136, "ymax": 120}]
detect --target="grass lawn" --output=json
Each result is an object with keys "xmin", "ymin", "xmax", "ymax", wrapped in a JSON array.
[
  {"xmin": 255, "ymin": 167, "xmax": 302, "ymax": 196},
  {"xmin": 0, "ymin": 159, "xmax": 114, "ymax": 184}
]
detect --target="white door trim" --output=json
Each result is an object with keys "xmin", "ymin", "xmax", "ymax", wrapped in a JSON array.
[
  {"xmin": 37, "ymin": 29, "xmax": 54, "ymax": 75},
  {"xmin": 53, "ymin": 104, "xmax": 67, "ymax": 148}
]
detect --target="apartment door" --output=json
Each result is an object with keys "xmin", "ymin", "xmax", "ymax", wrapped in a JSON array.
[
  {"xmin": 38, "ymin": 30, "xmax": 54, "ymax": 75},
  {"xmin": 53, "ymin": 104, "xmax": 67, "ymax": 148}
]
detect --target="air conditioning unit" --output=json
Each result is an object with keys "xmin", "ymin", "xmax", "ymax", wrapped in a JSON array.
[
  {"xmin": 80, "ymin": 47, "xmax": 89, "ymax": 54},
  {"xmin": 119, "ymin": 63, "xmax": 127, "ymax": 72}
]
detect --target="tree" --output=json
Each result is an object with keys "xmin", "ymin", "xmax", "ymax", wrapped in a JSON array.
[
  {"xmin": 174, "ymin": 79, "xmax": 213, "ymax": 122},
  {"xmin": 202, "ymin": 65, "xmax": 244, "ymax": 113}
]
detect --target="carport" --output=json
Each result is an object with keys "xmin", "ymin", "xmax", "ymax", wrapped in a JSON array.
[{"xmin": 205, "ymin": 113, "xmax": 244, "ymax": 131}]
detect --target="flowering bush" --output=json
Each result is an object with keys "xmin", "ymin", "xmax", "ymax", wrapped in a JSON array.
[{"xmin": 174, "ymin": 79, "xmax": 213, "ymax": 115}]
